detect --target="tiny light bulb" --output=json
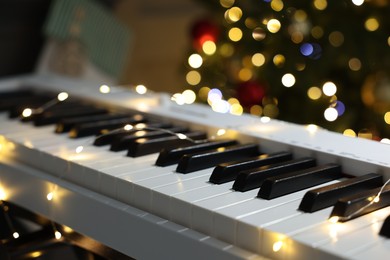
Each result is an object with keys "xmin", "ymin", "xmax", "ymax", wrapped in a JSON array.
[
  {"xmin": 329, "ymin": 216, "xmax": 339, "ymax": 224},
  {"xmin": 135, "ymin": 85, "xmax": 147, "ymax": 95},
  {"xmin": 0, "ymin": 188, "xmax": 6, "ymax": 200},
  {"xmin": 99, "ymin": 85, "xmax": 111, "ymax": 93},
  {"xmin": 217, "ymin": 129, "xmax": 226, "ymax": 136},
  {"xmin": 46, "ymin": 192, "xmax": 54, "ymax": 201},
  {"xmin": 22, "ymin": 108, "xmax": 33, "ymax": 117},
  {"xmin": 373, "ymin": 196, "xmax": 380, "ymax": 203},
  {"xmin": 272, "ymin": 241, "xmax": 283, "ymax": 252},
  {"xmin": 13, "ymin": 232, "xmax": 19, "ymax": 239},
  {"xmin": 55, "ymin": 231, "xmax": 62, "ymax": 240},
  {"xmin": 176, "ymin": 133, "xmax": 187, "ymax": 140},
  {"xmin": 124, "ymin": 124, "xmax": 133, "ymax": 131},
  {"xmin": 75, "ymin": 146, "xmax": 84, "ymax": 154},
  {"xmin": 57, "ymin": 92, "xmax": 69, "ymax": 101}
]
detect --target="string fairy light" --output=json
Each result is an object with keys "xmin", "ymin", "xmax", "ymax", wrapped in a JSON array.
[
  {"xmin": 329, "ymin": 178, "xmax": 390, "ymax": 223},
  {"xmin": 21, "ymin": 92, "xmax": 69, "ymax": 119},
  {"xmin": 0, "ymin": 198, "xmax": 19, "ymax": 239}
]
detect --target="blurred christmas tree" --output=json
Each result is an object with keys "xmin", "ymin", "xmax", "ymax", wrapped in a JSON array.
[{"xmin": 179, "ymin": 0, "xmax": 390, "ymax": 141}]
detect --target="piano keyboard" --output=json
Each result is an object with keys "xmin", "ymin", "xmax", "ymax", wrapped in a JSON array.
[{"xmin": 0, "ymin": 74, "xmax": 389, "ymax": 259}]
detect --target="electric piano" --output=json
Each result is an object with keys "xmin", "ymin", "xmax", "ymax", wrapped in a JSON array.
[{"xmin": 0, "ymin": 74, "xmax": 389, "ymax": 259}]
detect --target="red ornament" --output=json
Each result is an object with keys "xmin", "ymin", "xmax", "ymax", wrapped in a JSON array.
[
  {"xmin": 236, "ymin": 81, "xmax": 266, "ymax": 108},
  {"xmin": 191, "ymin": 19, "xmax": 219, "ymax": 51}
]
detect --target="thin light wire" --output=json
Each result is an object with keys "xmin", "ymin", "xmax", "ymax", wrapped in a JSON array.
[{"xmin": 333, "ymin": 178, "xmax": 390, "ymax": 222}]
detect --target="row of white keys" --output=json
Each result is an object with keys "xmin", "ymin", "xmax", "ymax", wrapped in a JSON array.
[
  {"xmin": 261, "ymin": 200, "xmax": 390, "ymax": 259},
  {"xmin": 316, "ymin": 207, "xmax": 390, "ymax": 260}
]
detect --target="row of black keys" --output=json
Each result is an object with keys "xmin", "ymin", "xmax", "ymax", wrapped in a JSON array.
[{"xmin": 1, "ymin": 89, "xmax": 390, "ymax": 237}]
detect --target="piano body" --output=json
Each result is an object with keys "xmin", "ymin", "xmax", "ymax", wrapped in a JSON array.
[{"xmin": 0, "ymin": 74, "xmax": 389, "ymax": 259}]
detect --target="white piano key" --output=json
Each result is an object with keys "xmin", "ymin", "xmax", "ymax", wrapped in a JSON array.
[
  {"xmin": 317, "ymin": 217, "xmax": 386, "ymax": 259},
  {"xmin": 131, "ymin": 167, "xmax": 210, "ymax": 211},
  {"xmin": 278, "ymin": 207, "xmax": 390, "ymax": 260},
  {"xmin": 235, "ymin": 180, "xmax": 341, "ymax": 256},
  {"xmin": 348, "ymin": 238, "xmax": 390, "ymax": 260}
]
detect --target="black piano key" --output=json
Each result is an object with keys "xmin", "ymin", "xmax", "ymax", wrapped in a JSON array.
[
  {"xmin": 127, "ymin": 131, "xmax": 207, "ymax": 157},
  {"xmin": 55, "ymin": 113, "xmax": 130, "ymax": 133},
  {"xmin": 299, "ymin": 173, "xmax": 383, "ymax": 213},
  {"xmin": 258, "ymin": 164, "xmax": 343, "ymax": 200},
  {"xmin": 19, "ymin": 100, "xmax": 91, "ymax": 123},
  {"xmin": 329, "ymin": 185, "xmax": 390, "ymax": 222},
  {"xmin": 176, "ymin": 144, "xmax": 260, "ymax": 174},
  {"xmin": 209, "ymin": 151, "xmax": 293, "ymax": 184},
  {"xmin": 110, "ymin": 126, "xmax": 188, "ymax": 151},
  {"xmin": 93, "ymin": 122, "xmax": 173, "ymax": 146},
  {"xmin": 155, "ymin": 139, "xmax": 238, "ymax": 167},
  {"xmin": 379, "ymin": 214, "xmax": 390, "ymax": 238},
  {"xmin": 233, "ymin": 157, "xmax": 316, "ymax": 192},
  {"xmin": 69, "ymin": 115, "xmax": 146, "ymax": 138},
  {"xmin": 33, "ymin": 107, "xmax": 108, "ymax": 126},
  {"xmin": 7, "ymin": 97, "xmax": 54, "ymax": 118}
]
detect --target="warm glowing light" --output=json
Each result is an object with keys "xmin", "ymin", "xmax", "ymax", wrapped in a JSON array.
[
  {"xmin": 182, "ymin": 89, "xmax": 196, "ymax": 104},
  {"xmin": 352, "ymin": 0, "xmax": 364, "ymax": 6},
  {"xmin": 322, "ymin": 82, "xmax": 337, "ymax": 96},
  {"xmin": 220, "ymin": 0, "xmax": 235, "ymax": 8},
  {"xmin": 329, "ymin": 216, "xmax": 339, "ymax": 224},
  {"xmin": 135, "ymin": 84, "xmax": 147, "ymax": 95},
  {"xmin": 358, "ymin": 129, "xmax": 373, "ymax": 139},
  {"xmin": 55, "ymin": 231, "xmax": 62, "ymax": 240},
  {"xmin": 252, "ymin": 53, "xmax": 265, "ymax": 67},
  {"xmin": 228, "ymin": 27, "xmax": 243, "ymax": 42},
  {"xmin": 171, "ymin": 93, "xmax": 186, "ymax": 105},
  {"xmin": 365, "ymin": 18, "xmax": 379, "ymax": 32},
  {"xmin": 198, "ymin": 87, "xmax": 211, "ymax": 101},
  {"xmin": 75, "ymin": 146, "xmax": 84, "ymax": 154},
  {"xmin": 227, "ymin": 98, "xmax": 239, "ymax": 105},
  {"xmin": 324, "ymin": 107, "xmax": 338, "ymax": 121},
  {"xmin": 176, "ymin": 133, "xmax": 187, "ymax": 140},
  {"xmin": 373, "ymin": 196, "xmax": 380, "ymax": 203},
  {"xmin": 99, "ymin": 85, "xmax": 111, "ymax": 93},
  {"xmin": 13, "ymin": 232, "xmax": 19, "ymax": 239},
  {"xmin": 46, "ymin": 192, "xmax": 54, "ymax": 201},
  {"xmin": 57, "ymin": 92, "xmax": 69, "ymax": 101},
  {"xmin": 124, "ymin": 124, "xmax": 133, "ymax": 131},
  {"xmin": 349, "ymin": 58, "xmax": 362, "ymax": 71},
  {"xmin": 230, "ymin": 103, "xmax": 243, "ymax": 115},
  {"xmin": 252, "ymin": 27, "xmax": 266, "ymax": 41},
  {"xmin": 381, "ymin": 138, "xmax": 390, "ymax": 144},
  {"xmin": 250, "ymin": 105, "xmax": 263, "ymax": 116},
  {"xmin": 22, "ymin": 108, "xmax": 33, "ymax": 117},
  {"xmin": 307, "ymin": 86, "xmax": 322, "ymax": 100},
  {"xmin": 343, "ymin": 129, "xmax": 357, "ymax": 137},
  {"xmin": 273, "ymin": 54, "xmax": 285, "ymax": 67},
  {"xmin": 291, "ymin": 32, "xmax": 304, "ymax": 44},
  {"xmin": 267, "ymin": 19, "xmax": 281, "ymax": 33},
  {"xmin": 202, "ymin": 41, "xmax": 217, "ymax": 55},
  {"xmin": 272, "ymin": 241, "xmax": 283, "ymax": 252},
  {"xmin": 186, "ymin": 71, "xmax": 201, "ymax": 85},
  {"xmin": 225, "ymin": 7, "xmax": 242, "ymax": 23},
  {"xmin": 0, "ymin": 188, "xmax": 6, "ymax": 200},
  {"xmin": 271, "ymin": 0, "xmax": 284, "ymax": 12},
  {"xmin": 188, "ymin": 54, "xmax": 203, "ymax": 68},
  {"xmin": 306, "ymin": 124, "xmax": 319, "ymax": 133},
  {"xmin": 217, "ymin": 129, "xmax": 226, "ymax": 136},
  {"xmin": 30, "ymin": 251, "xmax": 43, "ymax": 258},
  {"xmin": 261, "ymin": 116, "xmax": 271, "ymax": 123},
  {"xmin": 238, "ymin": 68, "xmax": 253, "ymax": 81},
  {"xmin": 384, "ymin": 112, "xmax": 390, "ymax": 124},
  {"xmin": 281, "ymin": 73, "xmax": 296, "ymax": 87},
  {"xmin": 313, "ymin": 0, "xmax": 327, "ymax": 10}
]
